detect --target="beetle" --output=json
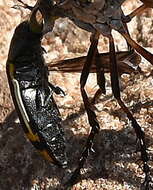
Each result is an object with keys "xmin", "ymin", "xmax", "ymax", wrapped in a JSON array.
[{"xmin": 6, "ymin": 7, "xmax": 67, "ymax": 168}]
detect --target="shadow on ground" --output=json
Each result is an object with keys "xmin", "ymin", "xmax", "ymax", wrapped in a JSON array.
[{"xmin": 0, "ymin": 98, "xmax": 153, "ymax": 190}]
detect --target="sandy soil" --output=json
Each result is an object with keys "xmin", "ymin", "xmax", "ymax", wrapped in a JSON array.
[{"xmin": 0, "ymin": 0, "xmax": 153, "ymax": 190}]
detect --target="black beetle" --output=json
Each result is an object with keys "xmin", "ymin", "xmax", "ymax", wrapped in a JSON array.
[{"xmin": 6, "ymin": 9, "xmax": 67, "ymax": 168}]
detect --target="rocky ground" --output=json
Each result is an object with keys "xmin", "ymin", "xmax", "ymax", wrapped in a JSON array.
[{"xmin": 0, "ymin": 0, "xmax": 153, "ymax": 190}]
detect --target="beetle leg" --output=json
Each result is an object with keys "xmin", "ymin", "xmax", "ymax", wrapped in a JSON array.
[
  {"xmin": 42, "ymin": 65, "xmax": 66, "ymax": 96},
  {"xmin": 109, "ymin": 35, "xmax": 151, "ymax": 189}
]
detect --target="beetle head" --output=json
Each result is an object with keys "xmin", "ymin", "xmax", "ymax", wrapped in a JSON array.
[{"xmin": 7, "ymin": 13, "xmax": 43, "ymax": 62}]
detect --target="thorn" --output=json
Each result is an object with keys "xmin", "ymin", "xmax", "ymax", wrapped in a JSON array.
[
  {"xmin": 49, "ymin": 83, "xmax": 66, "ymax": 97},
  {"xmin": 17, "ymin": 0, "xmax": 33, "ymax": 10},
  {"xmin": 11, "ymin": 5, "xmax": 22, "ymax": 10},
  {"xmin": 41, "ymin": 47, "xmax": 47, "ymax": 54},
  {"xmin": 54, "ymin": 86, "xmax": 66, "ymax": 97}
]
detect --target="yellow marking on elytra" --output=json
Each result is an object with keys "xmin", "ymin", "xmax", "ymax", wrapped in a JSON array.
[
  {"xmin": 12, "ymin": 78, "xmax": 37, "ymax": 137},
  {"xmin": 9, "ymin": 63, "xmax": 15, "ymax": 78},
  {"xmin": 8, "ymin": 63, "xmax": 54, "ymax": 163},
  {"xmin": 39, "ymin": 150, "xmax": 54, "ymax": 162},
  {"xmin": 26, "ymin": 132, "xmax": 40, "ymax": 142}
]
